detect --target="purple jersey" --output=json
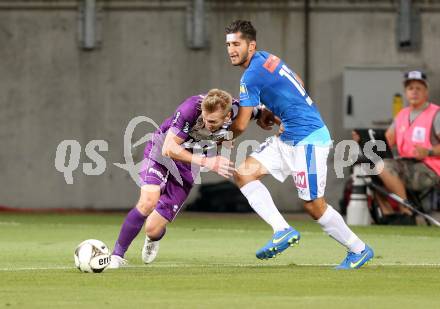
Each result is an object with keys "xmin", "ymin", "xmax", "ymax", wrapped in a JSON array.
[
  {"xmin": 160, "ymin": 94, "xmax": 239, "ymax": 145},
  {"xmin": 139, "ymin": 94, "xmax": 240, "ymax": 222},
  {"xmin": 146, "ymin": 94, "xmax": 240, "ymax": 160}
]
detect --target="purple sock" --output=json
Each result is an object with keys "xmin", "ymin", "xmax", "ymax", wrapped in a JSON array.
[{"xmin": 113, "ymin": 208, "xmax": 147, "ymax": 257}]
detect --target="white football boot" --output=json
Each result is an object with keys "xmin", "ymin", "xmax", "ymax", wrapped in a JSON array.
[
  {"xmin": 108, "ymin": 255, "xmax": 128, "ymax": 269},
  {"xmin": 142, "ymin": 236, "xmax": 160, "ymax": 264}
]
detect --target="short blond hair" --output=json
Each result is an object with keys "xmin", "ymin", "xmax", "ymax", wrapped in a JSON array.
[{"xmin": 201, "ymin": 89, "xmax": 232, "ymax": 116}]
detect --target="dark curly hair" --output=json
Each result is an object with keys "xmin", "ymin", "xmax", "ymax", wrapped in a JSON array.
[{"xmin": 225, "ymin": 20, "xmax": 256, "ymax": 41}]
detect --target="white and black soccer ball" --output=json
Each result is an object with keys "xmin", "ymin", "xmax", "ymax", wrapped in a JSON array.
[{"xmin": 74, "ymin": 239, "xmax": 111, "ymax": 273}]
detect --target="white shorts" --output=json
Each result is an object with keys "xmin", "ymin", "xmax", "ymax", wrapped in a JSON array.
[{"xmin": 250, "ymin": 136, "xmax": 330, "ymax": 201}]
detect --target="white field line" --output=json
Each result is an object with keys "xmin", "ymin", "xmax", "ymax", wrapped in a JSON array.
[
  {"xmin": 1, "ymin": 222, "xmax": 439, "ymax": 239},
  {"xmin": 0, "ymin": 221, "xmax": 21, "ymax": 226},
  {"xmin": 1, "ymin": 263, "xmax": 440, "ymax": 272}
]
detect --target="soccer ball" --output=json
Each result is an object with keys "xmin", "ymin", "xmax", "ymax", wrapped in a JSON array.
[{"xmin": 74, "ymin": 239, "xmax": 111, "ymax": 273}]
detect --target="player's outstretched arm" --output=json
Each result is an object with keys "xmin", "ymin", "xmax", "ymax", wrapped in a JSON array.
[
  {"xmin": 230, "ymin": 106, "xmax": 254, "ymax": 138},
  {"xmin": 201, "ymin": 156, "xmax": 235, "ymax": 178},
  {"xmin": 162, "ymin": 130, "xmax": 235, "ymax": 178}
]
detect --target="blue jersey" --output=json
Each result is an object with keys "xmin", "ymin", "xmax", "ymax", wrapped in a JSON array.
[{"xmin": 239, "ymin": 51, "xmax": 331, "ymax": 145}]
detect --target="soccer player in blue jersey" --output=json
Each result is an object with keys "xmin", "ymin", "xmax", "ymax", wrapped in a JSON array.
[{"xmin": 225, "ymin": 20, "xmax": 373, "ymax": 269}]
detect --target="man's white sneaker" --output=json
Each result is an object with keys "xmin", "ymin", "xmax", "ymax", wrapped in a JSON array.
[
  {"xmin": 108, "ymin": 255, "xmax": 128, "ymax": 269},
  {"xmin": 142, "ymin": 237, "xmax": 159, "ymax": 264}
]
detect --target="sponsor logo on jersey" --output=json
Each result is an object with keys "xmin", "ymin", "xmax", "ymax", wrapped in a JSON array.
[
  {"xmin": 172, "ymin": 111, "xmax": 181, "ymax": 125},
  {"xmin": 293, "ymin": 171, "xmax": 308, "ymax": 189},
  {"xmin": 148, "ymin": 167, "xmax": 166, "ymax": 183},
  {"xmin": 183, "ymin": 122, "xmax": 190, "ymax": 133},
  {"xmin": 263, "ymin": 54, "xmax": 281, "ymax": 73},
  {"xmin": 239, "ymin": 83, "xmax": 249, "ymax": 100}
]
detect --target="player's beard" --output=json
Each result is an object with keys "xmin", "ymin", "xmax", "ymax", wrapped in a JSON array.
[{"xmin": 233, "ymin": 51, "xmax": 249, "ymax": 66}]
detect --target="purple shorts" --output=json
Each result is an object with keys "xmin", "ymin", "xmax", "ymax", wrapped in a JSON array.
[{"xmin": 139, "ymin": 142, "xmax": 195, "ymax": 222}]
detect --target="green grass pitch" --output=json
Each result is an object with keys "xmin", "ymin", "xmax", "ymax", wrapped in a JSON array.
[{"xmin": 1, "ymin": 212, "xmax": 440, "ymax": 308}]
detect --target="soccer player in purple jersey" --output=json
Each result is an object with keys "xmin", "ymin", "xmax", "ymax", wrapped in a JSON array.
[{"xmin": 109, "ymin": 89, "xmax": 256, "ymax": 268}]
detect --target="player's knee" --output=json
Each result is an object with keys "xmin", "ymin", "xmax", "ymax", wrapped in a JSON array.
[
  {"xmin": 234, "ymin": 165, "xmax": 259, "ymax": 188},
  {"xmin": 136, "ymin": 197, "xmax": 157, "ymax": 216},
  {"xmin": 233, "ymin": 170, "xmax": 246, "ymax": 187},
  {"xmin": 234, "ymin": 173, "xmax": 255, "ymax": 188}
]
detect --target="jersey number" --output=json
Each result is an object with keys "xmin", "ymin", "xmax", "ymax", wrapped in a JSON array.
[{"xmin": 279, "ymin": 65, "xmax": 313, "ymax": 106}]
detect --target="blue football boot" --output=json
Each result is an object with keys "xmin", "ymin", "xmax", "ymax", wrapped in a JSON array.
[
  {"xmin": 256, "ymin": 227, "xmax": 300, "ymax": 260},
  {"xmin": 336, "ymin": 245, "xmax": 374, "ymax": 270}
]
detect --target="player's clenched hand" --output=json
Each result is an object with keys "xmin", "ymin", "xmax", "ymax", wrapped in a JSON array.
[
  {"xmin": 256, "ymin": 108, "xmax": 275, "ymax": 130},
  {"xmin": 202, "ymin": 156, "xmax": 235, "ymax": 178}
]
